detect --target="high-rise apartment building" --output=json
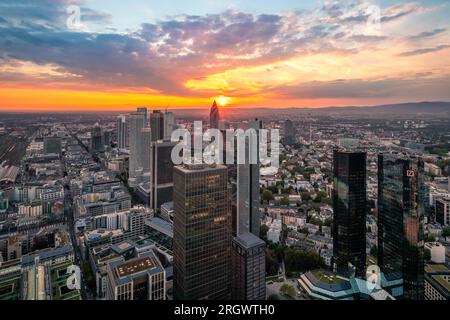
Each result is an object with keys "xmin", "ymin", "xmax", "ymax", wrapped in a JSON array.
[
  {"xmin": 378, "ymin": 154, "xmax": 425, "ymax": 300},
  {"xmin": 173, "ymin": 164, "xmax": 231, "ymax": 300},
  {"xmin": 333, "ymin": 150, "xmax": 367, "ymax": 278}
]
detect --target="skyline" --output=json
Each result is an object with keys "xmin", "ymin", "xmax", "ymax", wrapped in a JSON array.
[{"xmin": 1, "ymin": 0, "xmax": 450, "ymax": 111}]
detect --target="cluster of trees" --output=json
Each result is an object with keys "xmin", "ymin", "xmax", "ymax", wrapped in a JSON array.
[
  {"xmin": 442, "ymin": 226, "xmax": 450, "ymax": 238},
  {"xmin": 284, "ymin": 247, "xmax": 322, "ymax": 277},
  {"xmin": 280, "ymin": 284, "xmax": 296, "ymax": 298}
]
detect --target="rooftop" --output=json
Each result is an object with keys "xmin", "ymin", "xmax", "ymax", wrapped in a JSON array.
[{"xmin": 116, "ymin": 257, "xmax": 156, "ymax": 278}]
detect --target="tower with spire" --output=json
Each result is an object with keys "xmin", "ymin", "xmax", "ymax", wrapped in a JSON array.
[{"xmin": 209, "ymin": 100, "xmax": 220, "ymax": 129}]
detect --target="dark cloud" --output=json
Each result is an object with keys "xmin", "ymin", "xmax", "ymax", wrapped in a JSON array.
[
  {"xmin": 399, "ymin": 44, "xmax": 450, "ymax": 56},
  {"xmin": 381, "ymin": 3, "xmax": 422, "ymax": 23},
  {"xmin": 273, "ymin": 76, "xmax": 450, "ymax": 100},
  {"xmin": 409, "ymin": 28, "xmax": 446, "ymax": 40}
]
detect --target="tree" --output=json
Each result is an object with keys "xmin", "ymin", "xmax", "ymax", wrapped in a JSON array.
[
  {"xmin": 260, "ymin": 224, "xmax": 269, "ymax": 240},
  {"xmin": 266, "ymin": 252, "xmax": 279, "ymax": 276},
  {"xmin": 279, "ymin": 197, "xmax": 290, "ymax": 206},
  {"xmin": 442, "ymin": 226, "xmax": 450, "ymax": 238},
  {"xmin": 280, "ymin": 284, "xmax": 296, "ymax": 298},
  {"xmin": 284, "ymin": 248, "xmax": 321, "ymax": 275},
  {"xmin": 370, "ymin": 245, "xmax": 378, "ymax": 257},
  {"xmin": 424, "ymin": 249, "xmax": 431, "ymax": 261},
  {"xmin": 262, "ymin": 190, "xmax": 275, "ymax": 203},
  {"xmin": 301, "ymin": 192, "xmax": 311, "ymax": 202},
  {"xmin": 314, "ymin": 191, "xmax": 328, "ymax": 203},
  {"xmin": 267, "ymin": 294, "xmax": 280, "ymax": 300},
  {"xmin": 323, "ymin": 218, "xmax": 333, "ymax": 227}
]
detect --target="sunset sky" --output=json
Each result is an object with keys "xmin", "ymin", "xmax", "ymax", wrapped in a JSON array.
[{"xmin": 1, "ymin": 0, "xmax": 450, "ymax": 111}]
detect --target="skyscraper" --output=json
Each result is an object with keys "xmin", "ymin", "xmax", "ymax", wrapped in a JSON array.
[
  {"xmin": 128, "ymin": 110, "xmax": 147, "ymax": 187},
  {"xmin": 231, "ymin": 233, "xmax": 266, "ymax": 300},
  {"xmin": 91, "ymin": 123, "xmax": 103, "ymax": 152},
  {"xmin": 236, "ymin": 119, "xmax": 262, "ymax": 237},
  {"xmin": 209, "ymin": 100, "xmax": 220, "ymax": 129},
  {"xmin": 151, "ymin": 140, "xmax": 176, "ymax": 210},
  {"xmin": 173, "ymin": 164, "xmax": 231, "ymax": 300},
  {"xmin": 333, "ymin": 150, "xmax": 367, "ymax": 278},
  {"xmin": 116, "ymin": 114, "xmax": 129, "ymax": 150},
  {"xmin": 284, "ymin": 119, "xmax": 296, "ymax": 145},
  {"xmin": 137, "ymin": 107, "xmax": 148, "ymax": 122},
  {"xmin": 150, "ymin": 110, "xmax": 165, "ymax": 142},
  {"xmin": 141, "ymin": 128, "xmax": 152, "ymax": 174},
  {"xmin": 163, "ymin": 110, "xmax": 175, "ymax": 141},
  {"xmin": 229, "ymin": 119, "xmax": 265, "ymax": 300},
  {"xmin": 378, "ymin": 154, "xmax": 425, "ymax": 300}
]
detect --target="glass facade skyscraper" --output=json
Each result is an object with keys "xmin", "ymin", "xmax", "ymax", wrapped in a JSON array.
[
  {"xmin": 333, "ymin": 150, "xmax": 367, "ymax": 278},
  {"xmin": 378, "ymin": 154, "xmax": 425, "ymax": 300},
  {"xmin": 173, "ymin": 164, "xmax": 231, "ymax": 300}
]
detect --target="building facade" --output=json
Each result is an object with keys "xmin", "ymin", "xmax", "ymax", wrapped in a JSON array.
[
  {"xmin": 173, "ymin": 164, "xmax": 231, "ymax": 300},
  {"xmin": 378, "ymin": 154, "xmax": 425, "ymax": 300},
  {"xmin": 333, "ymin": 150, "xmax": 367, "ymax": 278}
]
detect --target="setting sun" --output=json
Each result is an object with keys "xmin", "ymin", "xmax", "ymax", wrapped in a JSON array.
[{"xmin": 216, "ymin": 96, "xmax": 231, "ymax": 107}]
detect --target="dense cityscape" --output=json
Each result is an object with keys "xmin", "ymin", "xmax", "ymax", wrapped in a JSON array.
[
  {"xmin": 1, "ymin": 102, "xmax": 449, "ymax": 302},
  {"xmin": 1, "ymin": 1, "xmax": 450, "ymax": 315}
]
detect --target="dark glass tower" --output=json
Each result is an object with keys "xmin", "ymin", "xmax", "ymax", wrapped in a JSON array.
[
  {"xmin": 284, "ymin": 119, "xmax": 296, "ymax": 145},
  {"xmin": 150, "ymin": 110, "xmax": 165, "ymax": 141},
  {"xmin": 378, "ymin": 154, "xmax": 425, "ymax": 300},
  {"xmin": 151, "ymin": 140, "xmax": 176, "ymax": 210},
  {"xmin": 333, "ymin": 150, "xmax": 367, "ymax": 278},
  {"xmin": 173, "ymin": 164, "xmax": 231, "ymax": 300},
  {"xmin": 231, "ymin": 233, "xmax": 266, "ymax": 300}
]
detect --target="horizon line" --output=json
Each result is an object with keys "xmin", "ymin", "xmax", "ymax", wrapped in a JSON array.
[{"xmin": 0, "ymin": 101, "xmax": 449, "ymax": 114}]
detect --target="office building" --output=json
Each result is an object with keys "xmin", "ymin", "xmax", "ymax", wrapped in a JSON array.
[
  {"xmin": 333, "ymin": 150, "xmax": 367, "ymax": 278},
  {"xmin": 128, "ymin": 110, "xmax": 148, "ymax": 186},
  {"xmin": 435, "ymin": 197, "xmax": 450, "ymax": 226},
  {"xmin": 231, "ymin": 232, "xmax": 266, "ymax": 300},
  {"xmin": 150, "ymin": 110, "xmax": 165, "ymax": 142},
  {"xmin": 284, "ymin": 120, "xmax": 296, "ymax": 145},
  {"xmin": 424, "ymin": 264, "xmax": 450, "ymax": 300},
  {"xmin": 151, "ymin": 141, "xmax": 176, "ymax": 210},
  {"xmin": 210, "ymin": 100, "xmax": 220, "ymax": 129},
  {"xmin": 116, "ymin": 114, "xmax": 129, "ymax": 150},
  {"xmin": 106, "ymin": 251, "xmax": 166, "ymax": 300},
  {"xmin": 378, "ymin": 154, "xmax": 425, "ymax": 300},
  {"xmin": 43, "ymin": 136, "xmax": 62, "ymax": 155},
  {"xmin": 173, "ymin": 164, "xmax": 231, "ymax": 300},
  {"xmin": 91, "ymin": 123, "xmax": 103, "ymax": 152},
  {"xmin": 164, "ymin": 111, "xmax": 175, "ymax": 140}
]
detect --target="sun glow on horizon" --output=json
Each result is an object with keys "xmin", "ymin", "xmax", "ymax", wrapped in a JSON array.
[{"xmin": 216, "ymin": 96, "xmax": 231, "ymax": 107}]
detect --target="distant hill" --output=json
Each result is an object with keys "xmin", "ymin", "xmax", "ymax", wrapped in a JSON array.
[{"xmin": 317, "ymin": 101, "xmax": 450, "ymax": 114}]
